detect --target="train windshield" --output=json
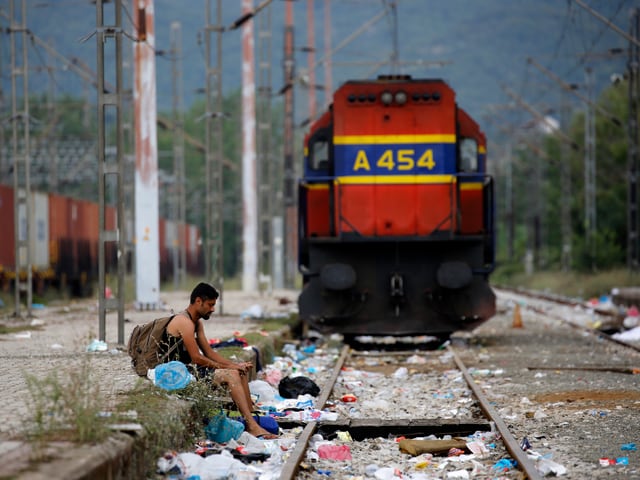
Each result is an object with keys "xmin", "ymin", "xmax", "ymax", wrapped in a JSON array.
[
  {"xmin": 460, "ymin": 137, "xmax": 478, "ymax": 172},
  {"xmin": 308, "ymin": 131, "xmax": 330, "ymax": 171}
]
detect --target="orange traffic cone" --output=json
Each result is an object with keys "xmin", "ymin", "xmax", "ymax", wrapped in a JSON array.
[{"xmin": 512, "ymin": 303, "xmax": 523, "ymax": 328}]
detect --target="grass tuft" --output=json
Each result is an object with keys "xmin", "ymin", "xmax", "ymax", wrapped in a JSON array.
[
  {"xmin": 493, "ymin": 267, "xmax": 640, "ymax": 300},
  {"xmin": 22, "ymin": 357, "xmax": 108, "ymax": 453}
]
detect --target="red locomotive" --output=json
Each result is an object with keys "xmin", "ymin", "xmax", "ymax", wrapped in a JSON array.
[{"xmin": 297, "ymin": 75, "xmax": 496, "ymax": 340}]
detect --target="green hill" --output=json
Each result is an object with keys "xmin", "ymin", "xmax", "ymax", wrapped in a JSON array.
[{"xmin": 0, "ymin": 0, "xmax": 633, "ymax": 133}]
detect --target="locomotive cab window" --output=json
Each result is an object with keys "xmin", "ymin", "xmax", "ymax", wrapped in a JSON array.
[
  {"xmin": 308, "ymin": 128, "xmax": 331, "ymax": 171},
  {"xmin": 460, "ymin": 137, "xmax": 478, "ymax": 172}
]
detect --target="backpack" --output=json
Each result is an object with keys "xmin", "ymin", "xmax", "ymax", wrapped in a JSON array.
[{"xmin": 127, "ymin": 315, "xmax": 183, "ymax": 376}]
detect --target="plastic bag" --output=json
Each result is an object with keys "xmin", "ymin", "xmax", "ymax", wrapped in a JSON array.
[
  {"xmin": 317, "ymin": 444, "xmax": 352, "ymax": 460},
  {"xmin": 249, "ymin": 380, "xmax": 278, "ymax": 403},
  {"xmin": 278, "ymin": 375, "xmax": 320, "ymax": 398},
  {"xmin": 205, "ymin": 412, "xmax": 245, "ymax": 443},
  {"xmin": 154, "ymin": 361, "xmax": 192, "ymax": 391}
]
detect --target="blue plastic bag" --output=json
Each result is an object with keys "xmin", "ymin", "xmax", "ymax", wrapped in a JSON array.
[
  {"xmin": 154, "ymin": 361, "xmax": 192, "ymax": 391},
  {"xmin": 205, "ymin": 412, "xmax": 245, "ymax": 443}
]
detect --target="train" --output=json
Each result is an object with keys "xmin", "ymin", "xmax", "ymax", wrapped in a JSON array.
[
  {"xmin": 0, "ymin": 184, "xmax": 203, "ymax": 298},
  {"xmin": 297, "ymin": 75, "xmax": 496, "ymax": 340}
]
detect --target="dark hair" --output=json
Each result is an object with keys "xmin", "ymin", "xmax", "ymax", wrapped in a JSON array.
[{"xmin": 190, "ymin": 282, "xmax": 220, "ymax": 304}]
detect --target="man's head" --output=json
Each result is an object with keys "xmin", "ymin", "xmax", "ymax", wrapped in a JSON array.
[
  {"xmin": 190, "ymin": 282, "xmax": 220, "ymax": 304},
  {"xmin": 190, "ymin": 282, "xmax": 220, "ymax": 320}
]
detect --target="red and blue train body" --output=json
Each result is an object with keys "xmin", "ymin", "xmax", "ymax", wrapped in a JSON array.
[{"xmin": 298, "ymin": 76, "xmax": 496, "ymax": 339}]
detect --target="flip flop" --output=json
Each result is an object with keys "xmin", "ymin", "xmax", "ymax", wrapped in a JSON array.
[{"xmin": 256, "ymin": 433, "xmax": 279, "ymax": 440}]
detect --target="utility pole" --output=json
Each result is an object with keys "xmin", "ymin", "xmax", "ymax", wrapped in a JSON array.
[
  {"xmin": 384, "ymin": 0, "xmax": 398, "ymax": 73},
  {"xmin": 283, "ymin": 0, "xmax": 296, "ymax": 288},
  {"xmin": 257, "ymin": 0, "xmax": 275, "ymax": 291},
  {"xmin": 505, "ymin": 142, "xmax": 514, "ymax": 260},
  {"xmin": 323, "ymin": 0, "xmax": 332, "ymax": 108},
  {"xmin": 44, "ymin": 39, "xmax": 58, "ymax": 193},
  {"xmin": 306, "ymin": 0, "xmax": 316, "ymax": 121},
  {"xmin": 170, "ymin": 21, "xmax": 186, "ymax": 289},
  {"xmin": 0, "ymin": 20, "xmax": 5, "ymax": 186},
  {"xmin": 122, "ymin": 29, "xmax": 135, "ymax": 301},
  {"xmin": 629, "ymin": 8, "xmax": 640, "ymax": 271},
  {"xmin": 241, "ymin": 0, "xmax": 258, "ymax": 292},
  {"xmin": 584, "ymin": 67, "xmax": 597, "ymax": 269},
  {"xmin": 9, "ymin": 0, "xmax": 32, "ymax": 319},
  {"xmin": 133, "ymin": 0, "xmax": 160, "ymax": 310},
  {"xmin": 96, "ymin": 0, "xmax": 126, "ymax": 343},
  {"xmin": 204, "ymin": 0, "xmax": 225, "ymax": 306},
  {"xmin": 560, "ymin": 97, "xmax": 573, "ymax": 271}
]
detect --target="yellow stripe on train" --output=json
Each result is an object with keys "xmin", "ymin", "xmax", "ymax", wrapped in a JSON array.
[
  {"xmin": 334, "ymin": 134, "xmax": 456, "ymax": 145},
  {"xmin": 303, "ymin": 183, "xmax": 330, "ymax": 190},
  {"xmin": 335, "ymin": 175, "xmax": 456, "ymax": 185},
  {"xmin": 459, "ymin": 182, "xmax": 483, "ymax": 191}
]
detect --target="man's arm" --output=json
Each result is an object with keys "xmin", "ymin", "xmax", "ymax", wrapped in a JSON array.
[{"xmin": 167, "ymin": 314, "xmax": 222, "ymax": 368}]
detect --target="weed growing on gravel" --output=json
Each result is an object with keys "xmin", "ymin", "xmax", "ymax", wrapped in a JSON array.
[
  {"xmin": 22, "ymin": 358, "xmax": 108, "ymax": 447},
  {"xmin": 116, "ymin": 377, "xmax": 227, "ymax": 476},
  {"xmin": 179, "ymin": 375, "xmax": 228, "ymax": 429},
  {"xmin": 117, "ymin": 381, "xmax": 198, "ymax": 474}
]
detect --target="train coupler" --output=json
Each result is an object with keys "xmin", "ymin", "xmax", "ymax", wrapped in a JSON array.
[{"xmin": 390, "ymin": 273, "xmax": 405, "ymax": 316}]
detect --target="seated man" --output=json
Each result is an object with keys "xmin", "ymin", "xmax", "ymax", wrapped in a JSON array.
[{"xmin": 164, "ymin": 282, "xmax": 277, "ymax": 439}]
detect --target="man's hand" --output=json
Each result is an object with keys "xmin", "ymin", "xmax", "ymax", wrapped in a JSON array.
[{"xmin": 236, "ymin": 361, "xmax": 253, "ymax": 375}]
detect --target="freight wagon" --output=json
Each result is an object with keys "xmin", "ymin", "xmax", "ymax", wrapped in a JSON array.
[{"xmin": 0, "ymin": 184, "xmax": 203, "ymax": 297}]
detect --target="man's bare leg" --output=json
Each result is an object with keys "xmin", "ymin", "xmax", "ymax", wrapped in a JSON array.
[
  {"xmin": 239, "ymin": 373, "xmax": 259, "ymax": 410},
  {"xmin": 214, "ymin": 369, "xmax": 276, "ymax": 438}
]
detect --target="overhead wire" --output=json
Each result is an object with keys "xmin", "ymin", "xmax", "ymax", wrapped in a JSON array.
[
  {"xmin": 27, "ymin": 32, "xmax": 63, "ymax": 93},
  {"xmin": 561, "ymin": 0, "xmax": 628, "ymax": 79},
  {"xmin": 506, "ymin": 0, "xmax": 630, "ymax": 137}
]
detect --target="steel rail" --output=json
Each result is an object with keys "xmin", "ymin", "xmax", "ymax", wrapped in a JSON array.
[
  {"xmin": 526, "ymin": 304, "xmax": 640, "ymax": 354},
  {"xmin": 448, "ymin": 345, "xmax": 544, "ymax": 480},
  {"xmin": 279, "ymin": 344, "xmax": 351, "ymax": 480},
  {"xmin": 498, "ymin": 286, "xmax": 640, "ymax": 354}
]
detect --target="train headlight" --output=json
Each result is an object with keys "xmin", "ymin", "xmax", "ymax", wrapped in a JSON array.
[
  {"xmin": 394, "ymin": 91, "xmax": 407, "ymax": 105},
  {"xmin": 320, "ymin": 263, "xmax": 356, "ymax": 291},
  {"xmin": 381, "ymin": 91, "xmax": 393, "ymax": 105}
]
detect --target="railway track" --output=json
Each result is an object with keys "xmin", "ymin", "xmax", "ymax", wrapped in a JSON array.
[
  {"xmin": 274, "ymin": 344, "xmax": 541, "ymax": 479},
  {"xmin": 497, "ymin": 286, "xmax": 640, "ymax": 352},
  {"xmin": 144, "ymin": 288, "xmax": 640, "ymax": 479},
  {"xmin": 266, "ymin": 289, "xmax": 640, "ymax": 479}
]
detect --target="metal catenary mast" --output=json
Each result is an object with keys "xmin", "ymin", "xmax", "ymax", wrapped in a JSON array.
[
  {"xmin": 9, "ymin": 0, "xmax": 32, "ymax": 319},
  {"xmin": 204, "ymin": 0, "xmax": 225, "ymax": 307},
  {"xmin": 170, "ymin": 21, "xmax": 187, "ymax": 289},
  {"xmin": 257, "ymin": 1, "xmax": 275, "ymax": 291},
  {"xmin": 96, "ymin": 0, "xmax": 126, "ymax": 342}
]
